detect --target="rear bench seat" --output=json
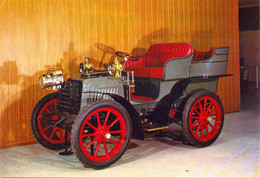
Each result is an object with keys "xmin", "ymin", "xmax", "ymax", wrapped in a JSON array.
[
  {"xmin": 189, "ymin": 46, "xmax": 229, "ymax": 77},
  {"xmin": 193, "ymin": 47, "xmax": 216, "ymax": 62}
]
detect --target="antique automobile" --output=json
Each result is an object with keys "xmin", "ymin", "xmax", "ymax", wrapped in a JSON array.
[{"xmin": 31, "ymin": 43, "xmax": 230, "ymax": 169}]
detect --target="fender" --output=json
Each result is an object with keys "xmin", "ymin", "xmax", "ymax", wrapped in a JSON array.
[
  {"xmin": 157, "ymin": 79, "xmax": 191, "ymax": 108},
  {"xmin": 170, "ymin": 79, "xmax": 191, "ymax": 97},
  {"xmin": 159, "ymin": 77, "xmax": 221, "ymax": 111},
  {"xmin": 152, "ymin": 79, "xmax": 192, "ymax": 125},
  {"xmin": 106, "ymin": 93, "xmax": 144, "ymax": 140}
]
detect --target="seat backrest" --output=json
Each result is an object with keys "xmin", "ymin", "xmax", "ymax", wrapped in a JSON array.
[{"xmin": 146, "ymin": 43, "xmax": 194, "ymax": 67}]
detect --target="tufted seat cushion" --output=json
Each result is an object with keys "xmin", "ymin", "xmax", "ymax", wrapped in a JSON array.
[{"xmin": 125, "ymin": 43, "xmax": 193, "ymax": 78}]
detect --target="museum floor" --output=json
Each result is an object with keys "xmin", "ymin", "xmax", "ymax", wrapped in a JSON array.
[{"xmin": 0, "ymin": 85, "xmax": 259, "ymax": 177}]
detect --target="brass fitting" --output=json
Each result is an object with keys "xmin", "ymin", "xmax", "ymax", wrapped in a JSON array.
[
  {"xmin": 114, "ymin": 57, "xmax": 123, "ymax": 78},
  {"xmin": 79, "ymin": 58, "xmax": 93, "ymax": 74}
]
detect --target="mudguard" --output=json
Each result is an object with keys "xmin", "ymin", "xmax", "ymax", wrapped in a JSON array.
[{"xmin": 106, "ymin": 93, "xmax": 144, "ymax": 140}]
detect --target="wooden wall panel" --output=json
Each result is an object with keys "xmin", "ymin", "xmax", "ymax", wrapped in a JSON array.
[{"xmin": 0, "ymin": 0, "xmax": 240, "ymax": 148}]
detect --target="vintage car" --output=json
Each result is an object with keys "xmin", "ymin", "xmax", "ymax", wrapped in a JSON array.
[{"xmin": 31, "ymin": 43, "xmax": 230, "ymax": 169}]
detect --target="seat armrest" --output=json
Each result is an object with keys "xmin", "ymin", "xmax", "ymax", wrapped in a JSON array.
[{"xmin": 163, "ymin": 55, "xmax": 193, "ymax": 80}]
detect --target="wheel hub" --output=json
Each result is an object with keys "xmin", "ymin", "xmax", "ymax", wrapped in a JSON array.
[
  {"xmin": 105, "ymin": 133, "xmax": 111, "ymax": 139},
  {"xmin": 200, "ymin": 111, "xmax": 209, "ymax": 125},
  {"xmin": 52, "ymin": 115, "xmax": 59, "ymax": 120},
  {"xmin": 207, "ymin": 116, "xmax": 213, "ymax": 122},
  {"xmin": 96, "ymin": 127, "xmax": 109, "ymax": 140}
]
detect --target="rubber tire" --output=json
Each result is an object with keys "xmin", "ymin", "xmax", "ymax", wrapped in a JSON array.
[
  {"xmin": 71, "ymin": 100, "xmax": 132, "ymax": 169},
  {"xmin": 182, "ymin": 89, "xmax": 224, "ymax": 147},
  {"xmin": 31, "ymin": 92, "xmax": 66, "ymax": 150}
]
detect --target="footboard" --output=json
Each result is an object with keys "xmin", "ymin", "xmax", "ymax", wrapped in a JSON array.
[{"xmin": 189, "ymin": 46, "xmax": 229, "ymax": 77}]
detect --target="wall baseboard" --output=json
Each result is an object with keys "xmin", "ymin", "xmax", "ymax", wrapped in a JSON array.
[{"xmin": 0, "ymin": 141, "xmax": 37, "ymax": 150}]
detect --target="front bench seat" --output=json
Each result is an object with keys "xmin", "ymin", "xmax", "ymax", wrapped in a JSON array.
[{"xmin": 125, "ymin": 43, "xmax": 194, "ymax": 79}]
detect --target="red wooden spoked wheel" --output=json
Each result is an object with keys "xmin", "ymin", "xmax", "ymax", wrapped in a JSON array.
[
  {"xmin": 71, "ymin": 100, "xmax": 131, "ymax": 169},
  {"xmin": 189, "ymin": 96, "xmax": 221, "ymax": 141},
  {"xmin": 37, "ymin": 99, "xmax": 67, "ymax": 144},
  {"xmin": 31, "ymin": 92, "xmax": 68, "ymax": 150},
  {"xmin": 79, "ymin": 107, "xmax": 126, "ymax": 161},
  {"xmin": 182, "ymin": 90, "xmax": 224, "ymax": 147}
]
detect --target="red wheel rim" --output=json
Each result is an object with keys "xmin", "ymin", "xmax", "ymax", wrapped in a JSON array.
[
  {"xmin": 79, "ymin": 107, "xmax": 127, "ymax": 162},
  {"xmin": 37, "ymin": 99, "xmax": 68, "ymax": 144},
  {"xmin": 189, "ymin": 96, "xmax": 221, "ymax": 142}
]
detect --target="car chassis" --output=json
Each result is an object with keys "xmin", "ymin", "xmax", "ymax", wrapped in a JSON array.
[{"xmin": 31, "ymin": 43, "xmax": 230, "ymax": 169}]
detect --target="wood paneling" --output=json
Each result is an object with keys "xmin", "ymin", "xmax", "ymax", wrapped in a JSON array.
[{"xmin": 0, "ymin": 0, "xmax": 240, "ymax": 148}]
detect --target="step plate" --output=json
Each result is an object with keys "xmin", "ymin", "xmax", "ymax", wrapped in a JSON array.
[{"xmin": 143, "ymin": 124, "xmax": 169, "ymax": 132}]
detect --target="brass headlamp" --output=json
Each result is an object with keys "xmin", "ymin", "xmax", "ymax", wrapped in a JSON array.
[
  {"xmin": 38, "ymin": 69, "xmax": 64, "ymax": 90},
  {"xmin": 79, "ymin": 58, "xmax": 93, "ymax": 74},
  {"xmin": 107, "ymin": 57, "xmax": 123, "ymax": 78}
]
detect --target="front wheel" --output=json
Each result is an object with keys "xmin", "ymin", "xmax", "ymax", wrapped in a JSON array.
[
  {"xmin": 71, "ymin": 100, "xmax": 132, "ymax": 169},
  {"xmin": 31, "ymin": 92, "xmax": 68, "ymax": 150},
  {"xmin": 182, "ymin": 89, "xmax": 224, "ymax": 147}
]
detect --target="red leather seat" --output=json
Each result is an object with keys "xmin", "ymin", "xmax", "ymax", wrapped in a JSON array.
[{"xmin": 125, "ymin": 43, "xmax": 194, "ymax": 78}]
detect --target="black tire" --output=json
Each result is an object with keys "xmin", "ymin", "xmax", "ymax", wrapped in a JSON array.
[
  {"xmin": 182, "ymin": 89, "xmax": 224, "ymax": 147},
  {"xmin": 31, "ymin": 92, "xmax": 67, "ymax": 150},
  {"xmin": 71, "ymin": 100, "xmax": 132, "ymax": 169}
]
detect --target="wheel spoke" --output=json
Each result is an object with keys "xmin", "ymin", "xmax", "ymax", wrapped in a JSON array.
[
  {"xmin": 109, "ymin": 130, "xmax": 122, "ymax": 134},
  {"xmin": 49, "ymin": 128, "xmax": 56, "ymax": 139},
  {"xmin": 209, "ymin": 109, "xmax": 216, "ymax": 116},
  {"xmin": 81, "ymin": 133, "xmax": 96, "ymax": 138},
  {"xmin": 107, "ymin": 118, "xmax": 120, "ymax": 130},
  {"xmin": 200, "ymin": 125, "xmax": 204, "ymax": 139},
  {"xmin": 203, "ymin": 99, "xmax": 207, "ymax": 111},
  {"xmin": 206, "ymin": 102, "xmax": 214, "ymax": 113},
  {"xmin": 193, "ymin": 107, "xmax": 200, "ymax": 115},
  {"xmin": 208, "ymin": 122, "xmax": 215, "ymax": 129},
  {"xmin": 205, "ymin": 124, "xmax": 210, "ymax": 136},
  {"xmin": 103, "ymin": 111, "xmax": 110, "ymax": 127},
  {"xmin": 86, "ymin": 121, "xmax": 97, "ymax": 130},
  {"xmin": 195, "ymin": 124, "xmax": 201, "ymax": 135},
  {"xmin": 103, "ymin": 140, "xmax": 109, "ymax": 155},
  {"xmin": 190, "ymin": 116, "xmax": 199, "ymax": 120},
  {"xmin": 59, "ymin": 128, "xmax": 64, "ymax": 140},
  {"xmin": 45, "ymin": 108, "xmax": 52, "ymax": 114},
  {"xmin": 191, "ymin": 122, "xmax": 198, "ymax": 129},
  {"xmin": 211, "ymin": 117, "xmax": 217, "ymax": 120},
  {"xmin": 109, "ymin": 138, "xmax": 118, "ymax": 146},
  {"xmin": 198, "ymin": 102, "xmax": 203, "ymax": 112},
  {"xmin": 94, "ymin": 141, "xmax": 101, "ymax": 157},
  {"xmin": 96, "ymin": 113, "xmax": 101, "ymax": 127},
  {"xmin": 85, "ymin": 138, "xmax": 96, "ymax": 150},
  {"xmin": 42, "ymin": 126, "xmax": 51, "ymax": 132}
]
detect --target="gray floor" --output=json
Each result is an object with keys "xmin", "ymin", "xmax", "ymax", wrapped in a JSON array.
[{"xmin": 0, "ymin": 87, "xmax": 259, "ymax": 177}]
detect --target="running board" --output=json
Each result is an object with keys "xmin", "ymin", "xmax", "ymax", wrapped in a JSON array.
[{"xmin": 143, "ymin": 124, "xmax": 169, "ymax": 132}]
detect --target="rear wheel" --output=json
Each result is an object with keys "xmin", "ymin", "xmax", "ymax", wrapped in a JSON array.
[
  {"xmin": 182, "ymin": 89, "xmax": 224, "ymax": 147},
  {"xmin": 71, "ymin": 100, "xmax": 132, "ymax": 169},
  {"xmin": 31, "ymin": 92, "xmax": 68, "ymax": 150}
]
